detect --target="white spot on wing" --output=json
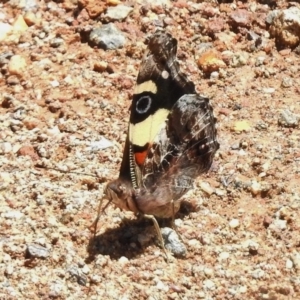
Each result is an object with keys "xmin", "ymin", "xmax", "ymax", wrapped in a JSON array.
[{"xmin": 162, "ymin": 70, "xmax": 169, "ymax": 79}]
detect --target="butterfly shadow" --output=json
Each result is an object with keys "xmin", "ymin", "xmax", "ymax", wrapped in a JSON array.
[
  {"xmin": 85, "ymin": 217, "xmax": 171, "ymax": 262},
  {"xmin": 85, "ymin": 200, "xmax": 197, "ymax": 263}
]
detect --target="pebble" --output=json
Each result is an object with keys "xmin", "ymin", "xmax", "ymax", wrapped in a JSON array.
[
  {"xmin": 8, "ymin": 55, "xmax": 27, "ymax": 77},
  {"xmin": 199, "ymin": 181, "xmax": 214, "ymax": 195},
  {"xmin": 204, "ymin": 268, "xmax": 214, "ymax": 277},
  {"xmin": 156, "ymin": 280, "xmax": 169, "ymax": 292},
  {"xmin": 281, "ymin": 77, "xmax": 293, "ymax": 88},
  {"xmin": 290, "ymin": 251, "xmax": 300, "ymax": 271},
  {"xmin": 26, "ymin": 244, "xmax": 50, "ymax": 258},
  {"xmin": 210, "ymin": 71, "xmax": 219, "ymax": 80},
  {"xmin": 103, "ymin": 4, "xmax": 133, "ymax": 21},
  {"xmin": 161, "ymin": 227, "xmax": 187, "ymax": 257},
  {"xmin": 89, "ymin": 23, "xmax": 126, "ymax": 50},
  {"xmin": 197, "ymin": 50, "xmax": 226, "ymax": 74},
  {"xmin": 86, "ymin": 137, "xmax": 114, "ymax": 152},
  {"xmin": 229, "ymin": 219, "xmax": 240, "ymax": 228},
  {"xmin": 251, "ymin": 269, "xmax": 264, "ymax": 279},
  {"xmin": 243, "ymin": 240, "xmax": 259, "ymax": 254},
  {"xmin": 278, "ymin": 109, "xmax": 299, "ymax": 127},
  {"xmin": 50, "ymin": 38, "xmax": 64, "ymax": 48},
  {"xmin": 255, "ymin": 56, "xmax": 265, "ymax": 67},
  {"xmin": 12, "ymin": 15, "xmax": 28, "ymax": 34},
  {"xmin": 218, "ymin": 251, "xmax": 230, "ymax": 261},
  {"xmin": 262, "ymin": 87, "xmax": 275, "ymax": 94},
  {"xmin": 231, "ymin": 52, "xmax": 248, "ymax": 67},
  {"xmin": 271, "ymin": 219, "xmax": 287, "ymax": 230},
  {"xmin": 0, "ymin": 23, "xmax": 13, "ymax": 42},
  {"xmin": 0, "ymin": 142, "xmax": 13, "ymax": 154},
  {"xmin": 143, "ymin": 0, "xmax": 171, "ymax": 6},
  {"xmin": 230, "ymin": 9, "xmax": 252, "ymax": 27},
  {"xmin": 250, "ymin": 180, "xmax": 262, "ymax": 196},
  {"xmin": 2, "ymin": 210, "xmax": 24, "ymax": 219},
  {"xmin": 203, "ymin": 279, "xmax": 215, "ymax": 291},
  {"xmin": 286, "ymin": 259, "xmax": 293, "ymax": 269},
  {"xmin": 269, "ymin": 7, "xmax": 300, "ymax": 48},
  {"xmin": 118, "ymin": 256, "xmax": 129, "ymax": 264},
  {"xmin": 23, "ymin": 11, "xmax": 38, "ymax": 26},
  {"xmin": 93, "ymin": 61, "xmax": 108, "ymax": 72}
]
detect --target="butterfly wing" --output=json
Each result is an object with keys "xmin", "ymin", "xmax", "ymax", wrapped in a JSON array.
[
  {"xmin": 119, "ymin": 31, "xmax": 195, "ymax": 189},
  {"xmin": 133, "ymin": 94, "xmax": 219, "ymax": 218}
]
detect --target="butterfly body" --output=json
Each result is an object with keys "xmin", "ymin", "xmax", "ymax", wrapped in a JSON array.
[{"xmin": 103, "ymin": 32, "xmax": 219, "ymax": 220}]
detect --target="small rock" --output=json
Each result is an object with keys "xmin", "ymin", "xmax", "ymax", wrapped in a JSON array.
[
  {"xmin": 252, "ymin": 268, "xmax": 264, "ymax": 279},
  {"xmin": 0, "ymin": 142, "xmax": 12, "ymax": 154},
  {"xmin": 232, "ymin": 120, "xmax": 251, "ymax": 132},
  {"xmin": 50, "ymin": 38, "xmax": 64, "ymax": 48},
  {"xmin": 86, "ymin": 137, "xmax": 114, "ymax": 152},
  {"xmin": 278, "ymin": 109, "xmax": 299, "ymax": 127},
  {"xmin": 8, "ymin": 55, "xmax": 27, "ymax": 77},
  {"xmin": 118, "ymin": 256, "xmax": 129, "ymax": 264},
  {"xmin": 2, "ymin": 210, "xmax": 23, "ymax": 219},
  {"xmin": 143, "ymin": 0, "xmax": 171, "ymax": 6},
  {"xmin": 286, "ymin": 259, "xmax": 293, "ymax": 269},
  {"xmin": 229, "ymin": 219, "xmax": 240, "ymax": 228},
  {"xmin": 26, "ymin": 244, "xmax": 50, "ymax": 258},
  {"xmin": 290, "ymin": 251, "xmax": 300, "ymax": 271},
  {"xmin": 156, "ymin": 280, "xmax": 169, "ymax": 292},
  {"xmin": 103, "ymin": 4, "xmax": 133, "ymax": 21},
  {"xmin": 218, "ymin": 251, "xmax": 230, "ymax": 261},
  {"xmin": 281, "ymin": 77, "xmax": 293, "ymax": 88},
  {"xmin": 93, "ymin": 61, "xmax": 108, "ymax": 72},
  {"xmin": 204, "ymin": 268, "xmax": 214, "ymax": 277},
  {"xmin": 230, "ymin": 9, "xmax": 252, "ymax": 28},
  {"xmin": 262, "ymin": 87, "xmax": 275, "ymax": 94},
  {"xmin": 271, "ymin": 219, "xmax": 287, "ymax": 230},
  {"xmin": 203, "ymin": 279, "xmax": 215, "ymax": 291},
  {"xmin": 23, "ymin": 11, "xmax": 38, "ymax": 26},
  {"xmin": 250, "ymin": 180, "xmax": 262, "ymax": 196},
  {"xmin": 269, "ymin": 7, "xmax": 300, "ymax": 48},
  {"xmin": 199, "ymin": 181, "xmax": 214, "ymax": 195},
  {"xmin": 243, "ymin": 240, "xmax": 259, "ymax": 254},
  {"xmin": 197, "ymin": 50, "xmax": 226, "ymax": 74},
  {"xmin": 89, "ymin": 23, "xmax": 126, "ymax": 50},
  {"xmin": 78, "ymin": 0, "xmax": 106, "ymax": 18},
  {"xmin": 210, "ymin": 71, "xmax": 219, "ymax": 80},
  {"xmin": 6, "ymin": 75, "xmax": 20, "ymax": 85},
  {"xmin": 67, "ymin": 265, "xmax": 87, "ymax": 286},
  {"xmin": 266, "ymin": 10, "xmax": 279, "ymax": 25},
  {"xmin": 12, "ymin": 15, "xmax": 28, "ymax": 34},
  {"xmin": 161, "ymin": 227, "xmax": 187, "ymax": 257},
  {"xmin": 255, "ymin": 56, "xmax": 265, "ymax": 67},
  {"xmin": 17, "ymin": 145, "xmax": 39, "ymax": 161},
  {"xmin": 231, "ymin": 52, "xmax": 248, "ymax": 67},
  {"xmin": 0, "ymin": 22, "xmax": 13, "ymax": 42}
]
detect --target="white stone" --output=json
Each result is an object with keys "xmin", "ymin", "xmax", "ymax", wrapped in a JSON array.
[
  {"xmin": 229, "ymin": 218, "xmax": 240, "ymax": 228},
  {"xmin": 118, "ymin": 256, "xmax": 129, "ymax": 264}
]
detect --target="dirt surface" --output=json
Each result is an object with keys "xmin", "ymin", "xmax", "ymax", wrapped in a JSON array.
[{"xmin": 1, "ymin": 0, "xmax": 300, "ymax": 299}]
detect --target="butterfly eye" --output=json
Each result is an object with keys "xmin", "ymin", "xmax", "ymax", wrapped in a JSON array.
[{"xmin": 136, "ymin": 95, "xmax": 152, "ymax": 114}]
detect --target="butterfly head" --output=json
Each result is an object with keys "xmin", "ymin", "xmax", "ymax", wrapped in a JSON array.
[{"xmin": 104, "ymin": 179, "xmax": 139, "ymax": 214}]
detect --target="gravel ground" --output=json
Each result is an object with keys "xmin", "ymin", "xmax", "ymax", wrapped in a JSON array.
[{"xmin": 1, "ymin": 0, "xmax": 300, "ymax": 299}]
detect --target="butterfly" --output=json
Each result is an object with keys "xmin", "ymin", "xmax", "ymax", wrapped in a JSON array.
[{"xmin": 92, "ymin": 31, "xmax": 219, "ymax": 257}]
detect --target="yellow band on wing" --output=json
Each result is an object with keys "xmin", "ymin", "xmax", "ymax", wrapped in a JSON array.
[
  {"xmin": 134, "ymin": 80, "xmax": 157, "ymax": 95},
  {"xmin": 129, "ymin": 108, "xmax": 169, "ymax": 147}
]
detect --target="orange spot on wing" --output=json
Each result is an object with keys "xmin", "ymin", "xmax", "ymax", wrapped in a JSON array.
[{"xmin": 135, "ymin": 150, "xmax": 148, "ymax": 167}]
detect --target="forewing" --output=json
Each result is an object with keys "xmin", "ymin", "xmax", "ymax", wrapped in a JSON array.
[{"xmin": 121, "ymin": 31, "xmax": 195, "ymax": 189}]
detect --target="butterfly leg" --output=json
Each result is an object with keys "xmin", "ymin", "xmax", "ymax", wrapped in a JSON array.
[
  {"xmin": 89, "ymin": 197, "xmax": 110, "ymax": 236},
  {"xmin": 144, "ymin": 214, "xmax": 170, "ymax": 262},
  {"xmin": 170, "ymin": 199, "xmax": 185, "ymax": 245}
]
